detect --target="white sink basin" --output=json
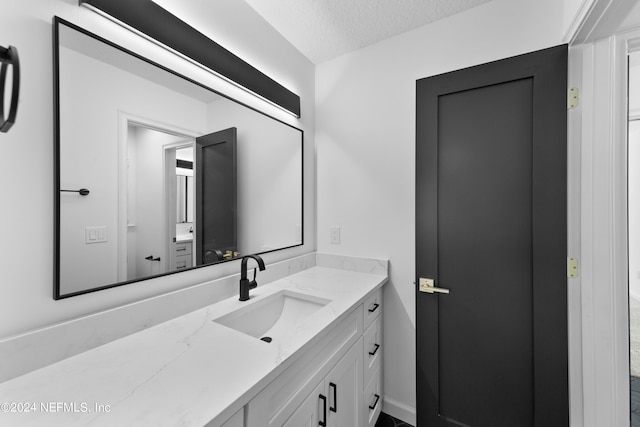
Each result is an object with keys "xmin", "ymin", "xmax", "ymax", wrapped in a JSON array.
[{"xmin": 213, "ymin": 290, "xmax": 331, "ymax": 343}]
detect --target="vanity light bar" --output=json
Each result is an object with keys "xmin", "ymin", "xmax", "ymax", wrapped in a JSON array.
[{"xmin": 79, "ymin": 0, "xmax": 301, "ymax": 118}]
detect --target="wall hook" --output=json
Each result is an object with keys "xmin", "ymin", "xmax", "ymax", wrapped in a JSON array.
[
  {"xmin": 60, "ymin": 188, "xmax": 90, "ymax": 196},
  {"xmin": 0, "ymin": 45, "xmax": 20, "ymax": 133}
]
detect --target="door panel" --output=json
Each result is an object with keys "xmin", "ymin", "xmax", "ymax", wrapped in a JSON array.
[
  {"xmin": 195, "ymin": 127, "xmax": 237, "ymax": 265},
  {"xmin": 416, "ymin": 45, "xmax": 568, "ymax": 427},
  {"xmin": 438, "ymin": 78, "xmax": 534, "ymax": 425}
]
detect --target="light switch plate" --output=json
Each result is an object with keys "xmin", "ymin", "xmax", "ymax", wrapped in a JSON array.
[
  {"xmin": 329, "ymin": 226, "xmax": 341, "ymax": 244},
  {"xmin": 85, "ymin": 226, "xmax": 107, "ymax": 244}
]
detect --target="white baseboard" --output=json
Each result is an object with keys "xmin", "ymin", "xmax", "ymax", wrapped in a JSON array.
[{"xmin": 382, "ymin": 396, "xmax": 416, "ymax": 426}]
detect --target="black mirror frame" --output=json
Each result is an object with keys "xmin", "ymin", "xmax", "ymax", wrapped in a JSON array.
[{"xmin": 53, "ymin": 17, "xmax": 304, "ymax": 299}]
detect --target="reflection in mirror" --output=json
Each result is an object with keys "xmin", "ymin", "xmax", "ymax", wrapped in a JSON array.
[
  {"xmin": 176, "ymin": 147, "xmax": 194, "ymax": 225},
  {"xmin": 630, "ymin": 51, "xmax": 640, "ymax": 425},
  {"xmin": 54, "ymin": 18, "xmax": 303, "ymax": 298}
]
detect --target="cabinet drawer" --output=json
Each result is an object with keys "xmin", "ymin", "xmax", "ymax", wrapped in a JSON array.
[
  {"xmin": 363, "ymin": 367, "xmax": 382, "ymax": 427},
  {"xmin": 363, "ymin": 316, "xmax": 382, "ymax": 390},
  {"xmin": 363, "ymin": 288, "xmax": 382, "ymax": 330},
  {"xmin": 175, "ymin": 255, "xmax": 192, "ymax": 271},
  {"xmin": 175, "ymin": 241, "xmax": 192, "ymax": 255},
  {"xmin": 246, "ymin": 306, "xmax": 363, "ymax": 427}
]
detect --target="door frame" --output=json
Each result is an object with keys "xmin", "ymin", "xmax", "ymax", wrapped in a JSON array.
[
  {"xmin": 163, "ymin": 140, "xmax": 195, "ymax": 271},
  {"xmin": 117, "ymin": 111, "xmax": 201, "ymax": 281},
  {"xmin": 568, "ymin": 3, "xmax": 640, "ymax": 425}
]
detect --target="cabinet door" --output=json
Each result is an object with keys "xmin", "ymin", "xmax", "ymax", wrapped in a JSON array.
[
  {"xmin": 283, "ymin": 382, "xmax": 324, "ymax": 427},
  {"xmin": 218, "ymin": 407, "xmax": 243, "ymax": 427},
  {"xmin": 327, "ymin": 338, "xmax": 363, "ymax": 427}
]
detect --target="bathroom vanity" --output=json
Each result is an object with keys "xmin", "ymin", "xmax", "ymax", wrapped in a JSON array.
[
  {"xmin": 0, "ymin": 256, "xmax": 387, "ymax": 426},
  {"xmin": 174, "ymin": 239, "xmax": 193, "ymax": 271}
]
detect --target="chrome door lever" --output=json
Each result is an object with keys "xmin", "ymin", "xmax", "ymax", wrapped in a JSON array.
[{"xmin": 419, "ymin": 278, "xmax": 450, "ymax": 294}]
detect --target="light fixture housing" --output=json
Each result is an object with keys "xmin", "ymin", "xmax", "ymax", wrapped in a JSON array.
[{"xmin": 79, "ymin": 0, "xmax": 301, "ymax": 118}]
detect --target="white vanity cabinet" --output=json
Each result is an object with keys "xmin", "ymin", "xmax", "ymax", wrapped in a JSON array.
[
  {"xmin": 284, "ymin": 340, "xmax": 362, "ymax": 427},
  {"xmin": 245, "ymin": 286, "xmax": 384, "ymax": 427},
  {"xmin": 362, "ymin": 288, "xmax": 383, "ymax": 427},
  {"xmin": 0, "ymin": 260, "xmax": 388, "ymax": 427},
  {"xmin": 174, "ymin": 240, "xmax": 193, "ymax": 271}
]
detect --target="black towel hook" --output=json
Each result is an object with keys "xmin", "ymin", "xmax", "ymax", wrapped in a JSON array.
[
  {"xmin": 60, "ymin": 188, "xmax": 90, "ymax": 196},
  {"xmin": 0, "ymin": 45, "xmax": 20, "ymax": 133}
]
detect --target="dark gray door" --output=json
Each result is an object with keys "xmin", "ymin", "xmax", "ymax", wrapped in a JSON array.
[
  {"xmin": 195, "ymin": 127, "xmax": 237, "ymax": 265},
  {"xmin": 416, "ymin": 45, "xmax": 568, "ymax": 427}
]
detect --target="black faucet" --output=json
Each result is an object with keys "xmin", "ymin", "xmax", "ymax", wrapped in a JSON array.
[{"xmin": 239, "ymin": 255, "xmax": 266, "ymax": 301}]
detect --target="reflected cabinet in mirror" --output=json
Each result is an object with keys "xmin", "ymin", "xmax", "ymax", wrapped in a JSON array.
[{"xmin": 54, "ymin": 18, "xmax": 303, "ymax": 298}]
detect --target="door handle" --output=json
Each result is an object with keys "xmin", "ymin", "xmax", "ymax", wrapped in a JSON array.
[{"xmin": 419, "ymin": 278, "xmax": 450, "ymax": 294}]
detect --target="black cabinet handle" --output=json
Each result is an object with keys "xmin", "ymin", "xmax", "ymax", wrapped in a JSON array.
[
  {"xmin": 369, "ymin": 343, "xmax": 380, "ymax": 356},
  {"xmin": 319, "ymin": 394, "xmax": 327, "ymax": 427},
  {"xmin": 368, "ymin": 303, "xmax": 380, "ymax": 313},
  {"xmin": 329, "ymin": 382, "xmax": 337, "ymax": 413},
  {"xmin": 369, "ymin": 394, "xmax": 381, "ymax": 410}
]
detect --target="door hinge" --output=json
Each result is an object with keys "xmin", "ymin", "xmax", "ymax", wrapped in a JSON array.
[
  {"xmin": 567, "ymin": 257, "xmax": 578, "ymax": 278},
  {"xmin": 568, "ymin": 88, "xmax": 579, "ymax": 109}
]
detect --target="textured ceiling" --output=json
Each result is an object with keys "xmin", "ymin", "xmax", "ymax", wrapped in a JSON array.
[{"xmin": 243, "ymin": 0, "xmax": 492, "ymax": 64}]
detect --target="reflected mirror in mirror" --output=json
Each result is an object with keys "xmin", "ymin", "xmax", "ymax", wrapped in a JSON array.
[{"xmin": 54, "ymin": 18, "xmax": 303, "ymax": 298}]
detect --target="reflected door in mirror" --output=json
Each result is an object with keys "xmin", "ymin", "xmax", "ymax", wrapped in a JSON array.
[{"xmin": 196, "ymin": 128, "xmax": 237, "ymax": 265}]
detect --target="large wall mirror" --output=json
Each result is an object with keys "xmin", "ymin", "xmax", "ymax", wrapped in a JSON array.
[{"xmin": 54, "ymin": 17, "xmax": 303, "ymax": 299}]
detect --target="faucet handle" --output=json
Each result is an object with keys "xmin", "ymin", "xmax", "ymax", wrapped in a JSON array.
[{"xmin": 249, "ymin": 268, "xmax": 258, "ymax": 290}]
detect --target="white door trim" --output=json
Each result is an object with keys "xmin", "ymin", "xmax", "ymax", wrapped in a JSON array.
[
  {"xmin": 117, "ymin": 111, "xmax": 202, "ymax": 282},
  {"xmin": 572, "ymin": 23, "xmax": 640, "ymax": 427}
]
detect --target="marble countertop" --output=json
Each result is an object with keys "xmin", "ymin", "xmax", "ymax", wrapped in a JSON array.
[{"xmin": 0, "ymin": 266, "xmax": 387, "ymax": 427}]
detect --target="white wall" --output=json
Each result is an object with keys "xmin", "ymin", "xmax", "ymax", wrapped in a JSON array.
[
  {"xmin": 0, "ymin": 1, "xmax": 314, "ymax": 340},
  {"xmin": 315, "ymin": 0, "xmax": 572, "ymax": 421}
]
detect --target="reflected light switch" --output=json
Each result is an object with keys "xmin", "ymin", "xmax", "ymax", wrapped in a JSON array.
[{"xmin": 85, "ymin": 226, "xmax": 107, "ymax": 244}]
